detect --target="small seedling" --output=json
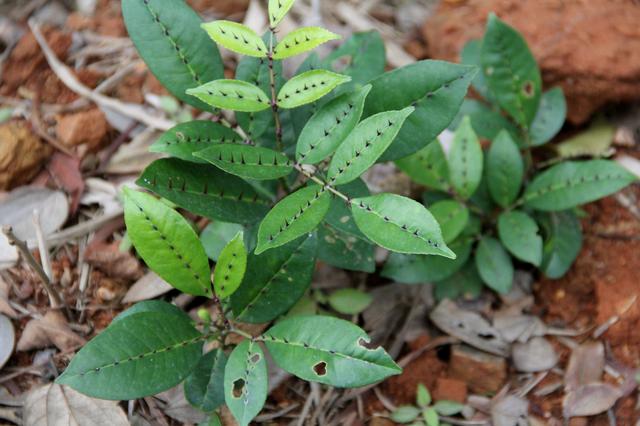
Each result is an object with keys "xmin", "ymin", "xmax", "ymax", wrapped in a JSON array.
[{"xmin": 390, "ymin": 383, "xmax": 465, "ymax": 425}]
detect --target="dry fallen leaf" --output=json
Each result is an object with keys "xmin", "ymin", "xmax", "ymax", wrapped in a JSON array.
[
  {"xmin": 122, "ymin": 271, "xmax": 173, "ymax": 304},
  {"xmin": 0, "ymin": 275, "xmax": 17, "ymax": 318},
  {"xmin": 17, "ymin": 311, "xmax": 85, "ymax": 352},
  {"xmin": 494, "ymin": 314, "xmax": 546, "ymax": 343},
  {"xmin": 512, "ymin": 337, "xmax": 558, "ymax": 373},
  {"xmin": 85, "ymin": 241, "xmax": 143, "ymax": 280},
  {"xmin": 491, "ymin": 394, "xmax": 528, "ymax": 426},
  {"xmin": 156, "ymin": 386, "xmax": 207, "ymax": 424},
  {"xmin": 564, "ymin": 341, "xmax": 605, "ymax": 392},
  {"xmin": 563, "ymin": 382, "xmax": 623, "ymax": 417},
  {"xmin": 0, "ymin": 314, "xmax": 14, "ymax": 370}
]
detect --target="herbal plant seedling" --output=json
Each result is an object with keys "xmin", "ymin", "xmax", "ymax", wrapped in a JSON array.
[
  {"xmin": 390, "ymin": 383, "xmax": 465, "ymax": 425},
  {"xmin": 55, "ymin": 0, "xmax": 478, "ymax": 424},
  {"xmin": 383, "ymin": 14, "xmax": 637, "ymax": 298}
]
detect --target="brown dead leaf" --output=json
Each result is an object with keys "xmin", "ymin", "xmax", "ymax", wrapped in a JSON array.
[
  {"xmin": 122, "ymin": 271, "xmax": 173, "ymax": 303},
  {"xmin": 491, "ymin": 394, "xmax": 528, "ymax": 426},
  {"xmin": 85, "ymin": 241, "xmax": 143, "ymax": 280},
  {"xmin": 17, "ymin": 310, "xmax": 85, "ymax": 352},
  {"xmin": 156, "ymin": 386, "xmax": 207, "ymax": 424},
  {"xmin": 563, "ymin": 382, "xmax": 623, "ymax": 417},
  {"xmin": 564, "ymin": 341, "xmax": 605, "ymax": 392},
  {"xmin": 47, "ymin": 152, "xmax": 85, "ymax": 214}
]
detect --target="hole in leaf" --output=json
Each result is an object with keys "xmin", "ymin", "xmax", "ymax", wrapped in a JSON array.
[
  {"xmin": 250, "ymin": 353, "xmax": 261, "ymax": 364},
  {"xmin": 313, "ymin": 361, "xmax": 327, "ymax": 376},
  {"xmin": 522, "ymin": 81, "xmax": 535, "ymax": 98},
  {"xmin": 232, "ymin": 379, "xmax": 245, "ymax": 398},
  {"xmin": 357, "ymin": 337, "xmax": 378, "ymax": 351}
]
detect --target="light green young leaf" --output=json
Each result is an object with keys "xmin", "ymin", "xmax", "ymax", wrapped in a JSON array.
[
  {"xmin": 328, "ymin": 107, "xmax": 415, "ymax": 185},
  {"xmin": 224, "ymin": 340, "xmax": 267, "ymax": 426},
  {"xmin": 448, "ymin": 116, "xmax": 483, "ymax": 200},
  {"xmin": 416, "ymin": 383, "xmax": 431, "ymax": 407},
  {"xmin": 497, "ymin": 211, "xmax": 543, "ymax": 266},
  {"xmin": 150, "ymin": 120, "xmax": 244, "ymax": 163},
  {"xmin": 433, "ymin": 400, "xmax": 465, "ymax": 416},
  {"xmin": 201, "ymin": 20, "xmax": 267, "ymax": 57},
  {"xmin": 263, "ymin": 315, "xmax": 401, "ymax": 387},
  {"xmin": 529, "ymin": 87, "xmax": 566, "ymax": 146},
  {"xmin": 200, "ymin": 221, "xmax": 244, "ymax": 261},
  {"xmin": 475, "ymin": 236, "xmax": 513, "ymax": 294},
  {"xmin": 184, "ymin": 349, "xmax": 227, "ymax": 412},
  {"xmin": 213, "ymin": 231, "xmax": 247, "ymax": 299},
  {"xmin": 487, "ymin": 130, "xmax": 524, "ymax": 207},
  {"xmin": 423, "ymin": 407, "xmax": 439, "ymax": 426},
  {"xmin": 268, "ymin": 0, "xmax": 295, "ymax": 27},
  {"xmin": 391, "ymin": 406, "xmax": 420, "ymax": 423},
  {"xmin": 297, "ymin": 85, "xmax": 371, "ymax": 164},
  {"xmin": 555, "ymin": 120, "xmax": 614, "ymax": 158},
  {"xmin": 328, "ymin": 288, "xmax": 372, "ymax": 315},
  {"xmin": 123, "ymin": 188, "xmax": 211, "ymax": 297},
  {"xmin": 274, "ymin": 27, "xmax": 340, "ymax": 60},
  {"xmin": 523, "ymin": 160, "xmax": 636, "ymax": 211},
  {"xmin": 396, "ymin": 141, "xmax": 450, "ymax": 191},
  {"xmin": 351, "ymin": 193, "xmax": 454, "ymax": 258},
  {"xmin": 429, "ymin": 200, "xmax": 469, "ymax": 244},
  {"xmin": 256, "ymin": 185, "xmax": 330, "ymax": 254},
  {"xmin": 277, "ymin": 70, "xmax": 351, "ymax": 109},
  {"xmin": 481, "ymin": 14, "xmax": 542, "ymax": 127},
  {"xmin": 538, "ymin": 210, "xmax": 583, "ymax": 279},
  {"xmin": 56, "ymin": 309, "xmax": 203, "ymax": 400},
  {"xmin": 187, "ymin": 79, "xmax": 270, "ymax": 112},
  {"xmin": 194, "ymin": 144, "xmax": 293, "ymax": 180}
]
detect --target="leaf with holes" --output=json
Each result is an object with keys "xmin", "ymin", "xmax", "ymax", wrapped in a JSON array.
[
  {"xmin": 296, "ymin": 85, "xmax": 371, "ymax": 164},
  {"xmin": 187, "ymin": 79, "xmax": 270, "ymax": 112},
  {"xmin": 201, "ymin": 20, "xmax": 267, "ymax": 58},
  {"xmin": 56, "ymin": 309, "xmax": 203, "ymax": 400},
  {"xmin": 448, "ymin": 116, "xmax": 483, "ymax": 200},
  {"xmin": 498, "ymin": 210, "xmax": 542, "ymax": 266},
  {"xmin": 150, "ymin": 120, "xmax": 244, "ymax": 163},
  {"xmin": 475, "ymin": 236, "xmax": 513, "ymax": 294},
  {"xmin": 137, "ymin": 158, "xmax": 271, "ymax": 224},
  {"xmin": 213, "ymin": 231, "xmax": 247, "ymax": 299},
  {"xmin": 396, "ymin": 140, "xmax": 450, "ymax": 191},
  {"xmin": 364, "ymin": 60, "xmax": 477, "ymax": 160},
  {"xmin": 274, "ymin": 27, "xmax": 340, "ymax": 60},
  {"xmin": 529, "ymin": 87, "xmax": 566, "ymax": 146},
  {"xmin": 268, "ymin": 0, "xmax": 295, "ymax": 27},
  {"xmin": 224, "ymin": 340, "xmax": 267, "ymax": 426},
  {"xmin": 538, "ymin": 210, "xmax": 583, "ymax": 279},
  {"xmin": 230, "ymin": 234, "xmax": 317, "ymax": 323},
  {"xmin": 256, "ymin": 185, "xmax": 330, "ymax": 254},
  {"xmin": 123, "ymin": 188, "xmax": 211, "ymax": 297},
  {"xmin": 184, "ymin": 349, "xmax": 227, "ymax": 413},
  {"xmin": 351, "ymin": 193, "xmax": 454, "ymax": 258},
  {"xmin": 327, "ymin": 107, "xmax": 414, "ymax": 185},
  {"xmin": 487, "ymin": 130, "xmax": 524, "ymax": 207},
  {"xmin": 122, "ymin": 0, "xmax": 223, "ymax": 111},
  {"xmin": 523, "ymin": 160, "xmax": 636, "ymax": 211},
  {"xmin": 318, "ymin": 222, "xmax": 375, "ymax": 273},
  {"xmin": 481, "ymin": 14, "xmax": 542, "ymax": 127},
  {"xmin": 263, "ymin": 315, "xmax": 401, "ymax": 387},
  {"xmin": 195, "ymin": 144, "xmax": 293, "ymax": 180},
  {"xmin": 277, "ymin": 70, "xmax": 351, "ymax": 109},
  {"xmin": 429, "ymin": 200, "xmax": 469, "ymax": 244}
]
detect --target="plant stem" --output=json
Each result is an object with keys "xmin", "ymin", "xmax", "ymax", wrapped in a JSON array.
[
  {"xmin": 229, "ymin": 327, "xmax": 253, "ymax": 340},
  {"xmin": 294, "ymin": 164, "xmax": 351, "ymax": 203},
  {"xmin": 267, "ymin": 28, "xmax": 283, "ymax": 152}
]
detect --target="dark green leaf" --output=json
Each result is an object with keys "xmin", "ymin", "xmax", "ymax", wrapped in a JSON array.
[
  {"xmin": 201, "ymin": 20, "xmax": 267, "ymax": 57},
  {"xmin": 538, "ymin": 210, "xmax": 583, "ymax": 279},
  {"xmin": 274, "ymin": 27, "xmax": 340, "ymax": 60},
  {"xmin": 448, "ymin": 116, "xmax": 483, "ymax": 199},
  {"xmin": 429, "ymin": 200, "xmax": 469, "ymax": 244},
  {"xmin": 453, "ymin": 99, "xmax": 520, "ymax": 143},
  {"xmin": 395, "ymin": 140, "xmax": 450, "ymax": 191},
  {"xmin": 224, "ymin": 340, "xmax": 267, "ymax": 426},
  {"xmin": 318, "ymin": 222, "xmax": 375, "ymax": 273},
  {"xmin": 195, "ymin": 144, "xmax": 293, "ymax": 180},
  {"xmin": 187, "ymin": 79, "xmax": 271, "ymax": 112},
  {"xmin": 324, "ymin": 179, "xmax": 370, "ymax": 240},
  {"xmin": 475, "ymin": 236, "xmax": 513, "ymax": 294},
  {"xmin": 433, "ymin": 261, "xmax": 483, "ymax": 301},
  {"xmin": 200, "ymin": 221, "xmax": 244, "ymax": 261},
  {"xmin": 113, "ymin": 300, "xmax": 188, "ymax": 324},
  {"xmin": 328, "ymin": 289, "xmax": 372, "ymax": 315},
  {"xmin": 184, "ymin": 349, "xmax": 227, "ymax": 412},
  {"xmin": 487, "ymin": 130, "xmax": 524, "ymax": 207},
  {"xmin": 497, "ymin": 210, "xmax": 542, "ymax": 266},
  {"xmin": 277, "ymin": 70, "xmax": 350, "ymax": 109},
  {"xmin": 460, "ymin": 38, "xmax": 491, "ymax": 100},
  {"xmin": 529, "ymin": 87, "xmax": 566, "ymax": 146},
  {"xmin": 213, "ymin": 231, "xmax": 247, "ymax": 298}
]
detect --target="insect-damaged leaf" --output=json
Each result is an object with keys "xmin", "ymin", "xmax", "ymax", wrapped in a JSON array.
[
  {"xmin": 224, "ymin": 340, "xmax": 267, "ymax": 426},
  {"xmin": 274, "ymin": 27, "xmax": 340, "ymax": 60},
  {"xmin": 195, "ymin": 144, "xmax": 293, "ymax": 180},
  {"xmin": 213, "ymin": 232, "xmax": 247, "ymax": 299},
  {"xmin": 263, "ymin": 315, "xmax": 401, "ymax": 387},
  {"xmin": 487, "ymin": 130, "xmax": 524, "ymax": 207},
  {"xmin": 448, "ymin": 116, "xmax": 483, "ymax": 200},
  {"xmin": 395, "ymin": 140, "xmax": 450, "ymax": 191},
  {"xmin": 201, "ymin": 20, "xmax": 267, "ymax": 58},
  {"xmin": 123, "ymin": 188, "xmax": 211, "ymax": 297},
  {"xmin": 475, "ymin": 236, "xmax": 513, "ymax": 294},
  {"xmin": 184, "ymin": 349, "xmax": 227, "ymax": 412},
  {"xmin": 277, "ymin": 70, "xmax": 351, "ymax": 109},
  {"xmin": 187, "ymin": 79, "xmax": 271, "ymax": 112},
  {"xmin": 497, "ymin": 210, "xmax": 543, "ymax": 266},
  {"xmin": 268, "ymin": 0, "xmax": 295, "ymax": 27}
]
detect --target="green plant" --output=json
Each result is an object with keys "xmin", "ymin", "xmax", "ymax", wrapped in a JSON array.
[
  {"xmin": 55, "ymin": 0, "xmax": 477, "ymax": 424},
  {"xmin": 390, "ymin": 383, "xmax": 465, "ymax": 425},
  {"xmin": 383, "ymin": 14, "xmax": 637, "ymax": 297}
]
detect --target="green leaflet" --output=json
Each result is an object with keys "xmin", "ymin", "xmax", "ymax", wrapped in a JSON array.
[
  {"xmin": 202, "ymin": 414, "xmax": 222, "ymax": 426},
  {"xmin": 529, "ymin": 87, "xmax": 566, "ymax": 146},
  {"xmin": 448, "ymin": 116, "xmax": 483, "ymax": 200},
  {"xmin": 538, "ymin": 210, "xmax": 583, "ymax": 279},
  {"xmin": 487, "ymin": 130, "xmax": 524, "ymax": 207},
  {"xmin": 224, "ymin": 340, "xmax": 267, "ymax": 426},
  {"xmin": 184, "ymin": 349, "xmax": 227, "ymax": 412},
  {"xmin": 56, "ymin": 310, "xmax": 203, "ymax": 400},
  {"xmin": 187, "ymin": 79, "xmax": 271, "ymax": 112},
  {"xmin": 391, "ymin": 406, "xmax": 420, "ymax": 423},
  {"xmin": 277, "ymin": 70, "xmax": 351, "ymax": 109},
  {"xmin": 395, "ymin": 141, "xmax": 450, "ymax": 192},
  {"xmin": 274, "ymin": 27, "xmax": 340, "ymax": 60},
  {"xmin": 328, "ymin": 288, "xmax": 372, "ymax": 315},
  {"xmin": 268, "ymin": 0, "xmax": 295, "ymax": 27},
  {"xmin": 213, "ymin": 231, "xmax": 247, "ymax": 299},
  {"xmin": 460, "ymin": 38, "xmax": 491, "ymax": 101},
  {"xmin": 364, "ymin": 60, "xmax": 477, "ymax": 160},
  {"xmin": 150, "ymin": 120, "xmax": 244, "ymax": 163},
  {"xmin": 121, "ymin": 0, "xmax": 223, "ymax": 112},
  {"xmin": 434, "ymin": 261, "xmax": 483, "ymax": 301},
  {"xmin": 523, "ymin": 160, "xmax": 636, "ymax": 211},
  {"xmin": 230, "ymin": 234, "xmax": 317, "ymax": 323},
  {"xmin": 328, "ymin": 107, "xmax": 415, "ymax": 185},
  {"xmin": 296, "ymin": 85, "xmax": 371, "ymax": 164},
  {"xmin": 318, "ymin": 222, "xmax": 375, "ymax": 273},
  {"xmin": 263, "ymin": 315, "xmax": 401, "ymax": 387},
  {"xmin": 351, "ymin": 193, "xmax": 454, "ymax": 258},
  {"xmin": 475, "ymin": 236, "xmax": 513, "ymax": 294},
  {"xmin": 194, "ymin": 144, "xmax": 293, "ymax": 180},
  {"xmin": 454, "ymin": 99, "xmax": 520, "ymax": 143},
  {"xmin": 137, "ymin": 158, "xmax": 271, "ymax": 224},
  {"xmin": 256, "ymin": 185, "xmax": 330, "ymax": 254},
  {"xmin": 481, "ymin": 14, "xmax": 541, "ymax": 127},
  {"xmin": 429, "ymin": 200, "xmax": 469, "ymax": 244},
  {"xmin": 123, "ymin": 188, "xmax": 211, "ymax": 297},
  {"xmin": 201, "ymin": 20, "xmax": 267, "ymax": 58},
  {"xmin": 497, "ymin": 210, "xmax": 543, "ymax": 266},
  {"xmin": 200, "ymin": 221, "xmax": 244, "ymax": 261}
]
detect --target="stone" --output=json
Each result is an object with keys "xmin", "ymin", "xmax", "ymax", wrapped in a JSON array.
[
  {"xmin": 448, "ymin": 344, "xmax": 507, "ymax": 394},
  {"xmin": 0, "ymin": 121, "xmax": 52, "ymax": 190},
  {"xmin": 56, "ymin": 108, "xmax": 108, "ymax": 150}
]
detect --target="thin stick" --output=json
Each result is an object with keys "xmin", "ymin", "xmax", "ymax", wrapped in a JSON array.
[{"xmin": 32, "ymin": 210, "xmax": 53, "ymax": 282}]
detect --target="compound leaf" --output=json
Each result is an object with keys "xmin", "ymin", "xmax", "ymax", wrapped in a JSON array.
[
  {"xmin": 327, "ymin": 107, "xmax": 414, "ymax": 185},
  {"xmin": 122, "ymin": 0, "xmax": 223, "ymax": 111},
  {"xmin": 269, "ymin": 0, "xmax": 295, "ymax": 27},
  {"xmin": 201, "ymin": 20, "xmax": 267, "ymax": 58},
  {"xmin": 538, "ymin": 210, "xmax": 583, "ymax": 279},
  {"xmin": 184, "ymin": 349, "xmax": 227, "ymax": 412},
  {"xmin": 487, "ymin": 130, "xmax": 524, "ymax": 207},
  {"xmin": 351, "ymin": 193, "xmax": 454, "ymax": 258},
  {"xmin": 475, "ymin": 236, "xmax": 513, "ymax": 294},
  {"xmin": 429, "ymin": 200, "xmax": 469, "ymax": 244},
  {"xmin": 263, "ymin": 315, "xmax": 401, "ymax": 387},
  {"xmin": 274, "ymin": 27, "xmax": 340, "ymax": 60},
  {"xmin": 395, "ymin": 140, "xmax": 450, "ymax": 191},
  {"xmin": 277, "ymin": 70, "xmax": 350, "ymax": 109},
  {"xmin": 213, "ymin": 231, "xmax": 247, "ymax": 299},
  {"xmin": 224, "ymin": 340, "xmax": 267, "ymax": 426},
  {"xmin": 56, "ymin": 309, "xmax": 203, "ymax": 400},
  {"xmin": 123, "ymin": 188, "xmax": 211, "ymax": 297},
  {"xmin": 523, "ymin": 160, "xmax": 636, "ymax": 211},
  {"xmin": 195, "ymin": 144, "xmax": 293, "ymax": 180},
  {"xmin": 256, "ymin": 185, "xmax": 330, "ymax": 253},
  {"xmin": 529, "ymin": 87, "xmax": 566, "ymax": 146},
  {"xmin": 497, "ymin": 210, "xmax": 543, "ymax": 266},
  {"xmin": 187, "ymin": 79, "xmax": 270, "ymax": 112},
  {"xmin": 448, "ymin": 116, "xmax": 483, "ymax": 199}
]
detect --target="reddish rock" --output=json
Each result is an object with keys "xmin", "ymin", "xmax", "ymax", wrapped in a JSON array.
[
  {"xmin": 0, "ymin": 122, "xmax": 52, "ymax": 190},
  {"xmin": 56, "ymin": 108, "xmax": 108, "ymax": 150},
  {"xmin": 421, "ymin": 0, "xmax": 640, "ymax": 124},
  {"xmin": 448, "ymin": 345, "xmax": 507, "ymax": 394},
  {"xmin": 433, "ymin": 377, "xmax": 468, "ymax": 403}
]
